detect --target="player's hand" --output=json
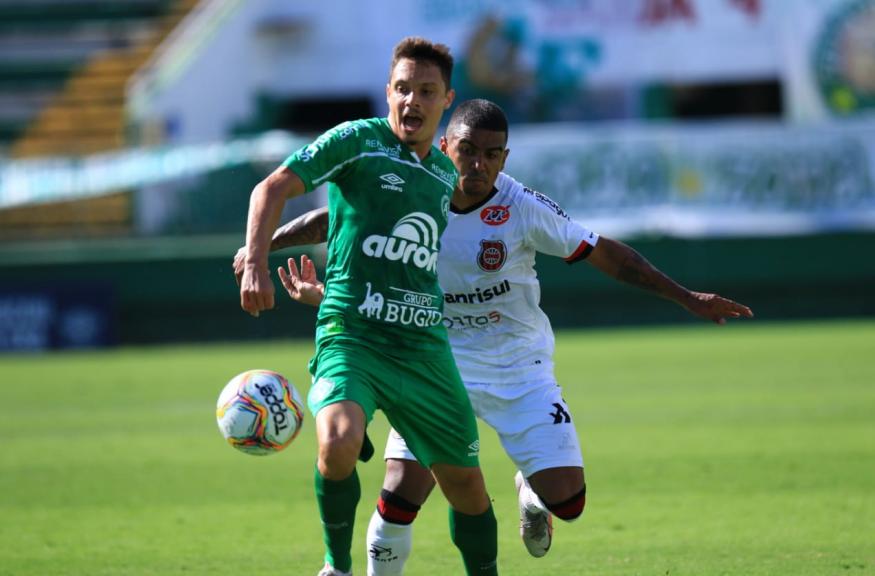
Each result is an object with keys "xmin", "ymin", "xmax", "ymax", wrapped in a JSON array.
[
  {"xmin": 232, "ymin": 246, "xmax": 246, "ymax": 286},
  {"xmin": 278, "ymin": 255, "xmax": 324, "ymax": 307},
  {"xmin": 240, "ymin": 263, "xmax": 275, "ymax": 317},
  {"xmin": 684, "ymin": 291, "xmax": 754, "ymax": 325}
]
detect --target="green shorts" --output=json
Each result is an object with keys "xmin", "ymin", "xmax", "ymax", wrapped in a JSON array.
[{"xmin": 307, "ymin": 341, "xmax": 480, "ymax": 468}]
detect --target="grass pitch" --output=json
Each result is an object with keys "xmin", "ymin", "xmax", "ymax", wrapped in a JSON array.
[{"xmin": 1, "ymin": 320, "xmax": 873, "ymax": 575}]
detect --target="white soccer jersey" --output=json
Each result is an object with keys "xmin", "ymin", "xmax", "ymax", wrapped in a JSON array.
[{"xmin": 439, "ymin": 172, "xmax": 599, "ymax": 385}]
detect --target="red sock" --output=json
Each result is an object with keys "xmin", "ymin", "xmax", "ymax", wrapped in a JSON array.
[{"xmin": 376, "ymin": 489, "xmax": 420, "ymax": 525}]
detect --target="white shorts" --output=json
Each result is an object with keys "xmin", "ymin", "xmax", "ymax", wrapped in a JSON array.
[{"xmin": 383, "ymin": 380, "xmax": 583, "ymax": 477}]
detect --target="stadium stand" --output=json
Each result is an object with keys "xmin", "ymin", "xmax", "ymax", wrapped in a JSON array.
[
  {"xmin": 0, "ymin": 0, "xmax": 198, "ymax": 237},
  {"xmin": 0, "ymin": 0, "xmax": 198, "ymax": 158}
]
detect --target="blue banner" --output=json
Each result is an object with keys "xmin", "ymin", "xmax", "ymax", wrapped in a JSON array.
[{"xmin": 0, "ymin": 285, "xmax": 116, "ymax": 352}]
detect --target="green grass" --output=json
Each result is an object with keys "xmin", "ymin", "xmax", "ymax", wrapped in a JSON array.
[{"xmin": 1, "ymin": 319, "xmax": 874, "ymax": 575}]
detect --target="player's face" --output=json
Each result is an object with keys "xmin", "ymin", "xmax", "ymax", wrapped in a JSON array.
[
  {"xmin": 386, "ymin": 58, "xmax": 454, "ymax": 156},
  {"xmin": 441, "ymin": 124, "xmax": 508, "ymax": 203}
]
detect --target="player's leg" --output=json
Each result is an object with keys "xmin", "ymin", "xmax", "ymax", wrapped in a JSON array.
[
  {"xmin": 431, "ymin": 463, "xmax": 498, "ymax": 576},
  {"xmin": 309, "ymin": 345, "xmax": 381, "ymax": 576},
  {"xmin": 383, "ymin": 357, "xmax": 498, "ymax": 576},
  {"xmin": 514, "ymin": 466, "xmax": 586, "ymax": 557},
  {"xmin": 316, "ymin": 400, "xmax": 366, "ymax": 479},
  {"xmin": 471, "ymin": 381, "xmax": 585, "ymax": 558},
  {"xmin": 526, "ymin": 465, "xmax": 586, "ymax": 521},
  {"xmin": 366, "ymin": 443, "xmax": 436, "ymax": 576},
  {"xmin": 313, "ymin": 401, "xmax": 366, "ymax": 576}
]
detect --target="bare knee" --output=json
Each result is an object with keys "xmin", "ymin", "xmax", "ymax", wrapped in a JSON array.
[
  {"xmin": 316, "ymin": 401, "xmax": 365, "ymax": 480},
  {"xmin": 383, "ymin": 458, "xmax": 435, "ymax": 506},
  {"xmin": 432, "ymin": 464, "xmax": 490, "ymax": 515},
  {"xmin": 528, "ymin": 466, "xmax": 586, "ymax": 521}
]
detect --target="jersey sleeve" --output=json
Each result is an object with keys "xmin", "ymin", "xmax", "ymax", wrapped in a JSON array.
[
  {"xmin": 280, "ymin": 121, "xmax": 361, "ymax": 192},
  {"xmin": 521, "ymin": 186, "xmax": 600, "ymax": 263}
]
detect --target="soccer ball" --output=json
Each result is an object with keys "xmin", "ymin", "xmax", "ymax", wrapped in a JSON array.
[{"xmin": 216, "ymin": 369, "xmax": 305, "ymax": 455}]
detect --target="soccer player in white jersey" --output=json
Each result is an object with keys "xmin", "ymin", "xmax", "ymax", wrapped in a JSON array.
[{"xmin": 235, "ymin": 99, "xmax": 753, "ymax": 574}]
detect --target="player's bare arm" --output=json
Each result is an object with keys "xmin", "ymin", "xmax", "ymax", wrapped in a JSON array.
[
  {"xmin": 273, "ymin": 206, "xmax": 329, "ymax": 249},
  {"xmin": 240, "ymin": 166, "xmax": 306, "ymax": 316},
  {"xmin": 587, "ymin": 237, "xmax": 753, "ymax": 324},
  {"xmin": 233, "ymin": 206, "xmax": 329, "ymax": 285}
]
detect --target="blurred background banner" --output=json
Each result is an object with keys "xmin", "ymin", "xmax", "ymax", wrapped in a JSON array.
[
  {"xmin": 0, "ymin": 284, "xmax": 115, "ymax": 351},
  {"xmin": 0, "ymin": 131, "xmax": 304, "ymax": 209},
  {"xmin": 2, "ymin": 121, "xmax": 874, "ymax": 238},
  {"xmin": 505, "ymin": 120, "xmax": 875, "ymax": 238}
]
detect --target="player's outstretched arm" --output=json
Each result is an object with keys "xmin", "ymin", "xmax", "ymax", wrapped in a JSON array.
[
  {"xmin": 240, "ymin": 166, "xmax": 306, "ymax": 316},
  {"xmin": 586, "ymin": 237, "xmax": 754, "ymax": 324},
  {"xmin": 233, "ymin": 206, "xmax": 329, "ymax": 285},
  {"xmin": 278, "ymin": 255, "xmax": 325, "ymax": 307}
]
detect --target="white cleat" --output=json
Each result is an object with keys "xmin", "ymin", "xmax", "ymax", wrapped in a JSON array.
[
  {"xmin": 317, "ymin": 563, "xmax": 352, "ymax": 576},
  {"xmin": 515, "ymin": 471, "xmax": 553, "ymax": 558}
]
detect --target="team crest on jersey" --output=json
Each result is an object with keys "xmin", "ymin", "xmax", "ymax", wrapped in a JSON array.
[
  {"xmin": 480, "ymin": 205, "xmax": 510, "ymax": 226},
  {"xmin": 477, "ymin": 240, "xmax": 507, "ymax": 272}
]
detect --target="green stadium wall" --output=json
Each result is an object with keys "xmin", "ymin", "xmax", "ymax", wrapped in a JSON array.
[{"xmin": 1, "ymin": 232, "xmax": 874, "ymax": 346}]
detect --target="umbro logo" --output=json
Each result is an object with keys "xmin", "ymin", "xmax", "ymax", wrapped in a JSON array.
[
  {"xmin": 380, "ymin": 173, "xmax": 405, "ymax": 192},
  {"xmin": 467, "ymin": 440, "xmax": 480, "ymax": 457}
]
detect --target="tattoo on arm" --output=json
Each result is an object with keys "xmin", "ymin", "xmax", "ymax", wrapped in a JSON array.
[
  {"xmin": 270, "ymin": 207, "xmax": 329, "ymax": 251},
  {"xmin": 615, "ymin": 250, "xmax": 662, "ymax": 292}
]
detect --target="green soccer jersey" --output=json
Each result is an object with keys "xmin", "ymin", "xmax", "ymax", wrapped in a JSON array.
[{"xmin": 283, "ymin": 117, "xmax": 458, "ymax": 358}]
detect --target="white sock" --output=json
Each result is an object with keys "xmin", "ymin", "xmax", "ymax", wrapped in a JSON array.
[{"xmin": 366, "ymin": 509, "xmax": 412, "ymax": 576}]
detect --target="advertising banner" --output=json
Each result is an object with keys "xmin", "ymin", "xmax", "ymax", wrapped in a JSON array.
[
  {"xmin": 0, "ymin": 285, "xmax": 116, "ymax": 352},
  {"xmin": 371, "ymin": 0, "xmax": 781, "ymax": 122},
  {"xmin": 3, "ymin": 122, "xmax": 874, "ymax": 239},
  {"xmin": 505, "ymin": 120, "xmax": 875, "ymax": 237}
]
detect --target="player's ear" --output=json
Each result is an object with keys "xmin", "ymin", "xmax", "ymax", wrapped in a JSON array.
[
  {"xmin": 439, "ymin": 136, "xmax": 449, "ymax": 153},
  {"xmin": 444, "ymin": 88, "xmax": 455, "ymax": 110},
  {"xmin": 385, "ymin": 83, "xmax": 391, "ymax": 104},
  {"xmin": 500, "ymin": 148, "xmax": 509, "ymax": 170}
]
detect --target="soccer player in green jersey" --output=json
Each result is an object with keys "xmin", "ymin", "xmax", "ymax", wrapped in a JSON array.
[{"xmin": 238, "ymin": 38, "xmax": 498, "ymax": 576}]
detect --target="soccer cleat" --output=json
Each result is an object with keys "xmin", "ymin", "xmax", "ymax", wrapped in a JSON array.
[
  {"xmin": 316, "ymin": 563, "xmax": 352, "ymax": 576},
  {"xmin": 515, "ymin": 471, "xmax": 553, "ymax": 558}
]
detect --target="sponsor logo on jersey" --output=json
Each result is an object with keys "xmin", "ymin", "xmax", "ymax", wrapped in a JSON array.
[
  {"xmin": 357, "ymin": 282, "xmax": 385, "ymax": 318},
  {"xmin": 366, "ymin": 139, "xmax": 402, "ymax": 158},
  {"xmin": 444, "ymin": 279, "xmax": 511, "ymax": 304},
  {"xmin": 523, "ymin": 186, "xmax": 571, "ymax": 220},
  {"xmin": 300, "ymin": 122, "xmax": 355, "ymax": 162},
  {"xmin": 443, "ymin": 310, "xmax": 501, "ymax": 330},
  {"xmin": 480, "ymin": 205, "xmax": 510, "ymax": 226},
  {"xmin": 477, "ymin": 240, "xmax": 507, "ymax": 272},
  {"xmin": 356, "ymin": 284, "xmax": 443, "ymax": 328},
  {"xmin": 430, "ymin": 162, "xmax": 456, "ymax": 185},
  {"xmin": 362, "ymin": 212, "xmax": 440, "ymax": 272},
  {"xmin": 379, "ymin": 173, "xmax": 405, "ymax": 192}
]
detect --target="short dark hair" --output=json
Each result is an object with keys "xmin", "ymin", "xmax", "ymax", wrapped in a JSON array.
[
  {"xmin": 390, "ymin": 37, "xmax": 454, "ymax": 91},
  {"xmin": 446, "ymin": 99, "xmax": 509, "ymax": 140}
]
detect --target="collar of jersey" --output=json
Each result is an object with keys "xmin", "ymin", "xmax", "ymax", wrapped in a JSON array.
[
  {"xmin": 378, "ymin": 117, "xmax": 433, "ymax": 162},
  {"xmin": 451, "ymin": 186, "xmax": 499, "ymax": 215}
]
